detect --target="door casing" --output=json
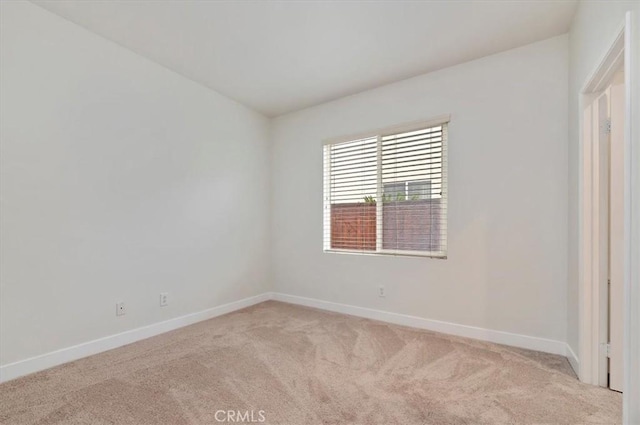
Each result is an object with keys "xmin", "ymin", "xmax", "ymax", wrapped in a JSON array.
[{"xmin": 577, "ymin": 13, "xmax": 635, "ymax": 420}]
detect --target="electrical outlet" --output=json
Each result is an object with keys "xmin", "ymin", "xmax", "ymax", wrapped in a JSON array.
[
  {"xmin": 378, "ymin": 285, "xmax": 386, "ymax": 297},
  {"xmin": 116, "ymin": 301, "xmax": 126, "ymax": 316},
  {"xmin": 160, "ymin": 292, "xmax": 169, "ymax": 307}
]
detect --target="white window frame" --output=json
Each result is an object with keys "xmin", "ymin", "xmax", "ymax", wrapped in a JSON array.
[{"xmin": 323, "ymin": 114, "xmax": 450, "ymax": 258}]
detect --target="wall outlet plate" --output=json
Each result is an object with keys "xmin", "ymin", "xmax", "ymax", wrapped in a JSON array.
[
  {"xmin": 160, "ymin": 292, "xmax": 169, "ymax": 307},
  {"xmin": 378, "ymin": 285, "xmax": 386, "ymax": 297},
  {"xmin": 116, "ymin": 301, "xmax": 126, "ymax": 316}
]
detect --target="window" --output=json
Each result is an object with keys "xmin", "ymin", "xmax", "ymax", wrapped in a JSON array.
[
  {"xmin": 323, "ymin": 117, "xmax": 448, "ymax": 258},
  {"xmin": 383, "ymin": 180, "xmax": 433, "ymax": 201}
]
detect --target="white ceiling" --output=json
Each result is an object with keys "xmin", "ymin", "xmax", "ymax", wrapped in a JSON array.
[{"xmin": 33, "ymin": 0, "xmax": 577, "ymax": 117}]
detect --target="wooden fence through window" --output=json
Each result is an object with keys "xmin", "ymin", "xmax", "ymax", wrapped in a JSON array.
[{"xmin": 330, "ymin": 199, "xmax": 442, "ymax": 252}]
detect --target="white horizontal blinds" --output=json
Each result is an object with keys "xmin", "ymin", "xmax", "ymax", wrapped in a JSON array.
[
  {"xmin": 323, "ymin": 137, "xmax": 378, "ymax": 252},
  {"xmin": 381, "ymin": 124, "xmax": 447, "ymax": 255},
  {"xmin": 323, "ymin": 120, "xmax": 448, "ymax": 257}
]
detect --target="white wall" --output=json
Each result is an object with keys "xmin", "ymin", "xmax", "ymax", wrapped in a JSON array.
[
  {"xmin": 0, "ymin": 2, "xmax": 271, "ymax": 366},
  {"xmin": 271, "ymin": 36, "xmax": 569, "ymax": 343},
  {"xmin": 567, "ymin": 2, "xmax": 640, "ymax": 421}
]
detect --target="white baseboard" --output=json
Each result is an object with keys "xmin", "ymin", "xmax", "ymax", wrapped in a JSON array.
[
  {"xmin": 1, "ymin": 291, "xmax": 576, "ymax": 384},
  {"xmin": 271, "ymin": 293, "xmax": 568, "ymax": 356},
  {"xmin": 565, "ymin": 343, "xmax": 580, "ymax": 377},
  {"xmin": 0, "ymin": 292, "xmax": 270, "ymax": 383}
]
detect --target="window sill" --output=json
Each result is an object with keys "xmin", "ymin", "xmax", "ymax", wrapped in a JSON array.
[{"xmin": 323, "ymin": 248, "xmax": 447, "ymax": 259}]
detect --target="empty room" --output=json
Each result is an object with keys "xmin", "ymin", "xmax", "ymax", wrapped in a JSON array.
[{"xmin": 1, "ymin": 1, "xmax": 639, "ymax": 424}]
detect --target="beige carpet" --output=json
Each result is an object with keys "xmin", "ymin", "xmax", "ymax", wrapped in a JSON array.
[{"xmin": 0, "ymin": 301, "xmax": 621, "ymax": 424}]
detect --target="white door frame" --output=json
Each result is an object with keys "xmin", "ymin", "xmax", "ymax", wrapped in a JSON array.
[
  {"xmin": 579, "ymin": 20, "xmax": 623, "ymax": 388},
  {"xmin": 578, "ymin": 12, "xmax": 638, "ymax": 424}
]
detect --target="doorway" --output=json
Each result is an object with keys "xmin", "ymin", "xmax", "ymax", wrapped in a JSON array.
[
  {"xmin": 583, "ymin": 70, "xmax": 625, "ymax": 392},
  {"xmin": 578, "ymin": 17, "xmax": 631, "ymax": 399}
]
